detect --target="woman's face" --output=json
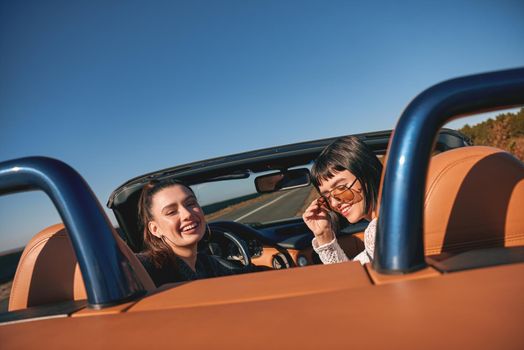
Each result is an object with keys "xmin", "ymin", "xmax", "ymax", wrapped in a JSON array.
[
  {"xmin": 147, "ymin": 184, "xmax": 206, "ymax": 250},
  {"xmin": 318, "ymin": 170, "xmax": 369, "ymax": 223}
]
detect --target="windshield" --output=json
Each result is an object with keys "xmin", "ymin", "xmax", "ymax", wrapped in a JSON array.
[{"xmin": 192, "ymin": 172, "xmax": 317, "ymax": 225}]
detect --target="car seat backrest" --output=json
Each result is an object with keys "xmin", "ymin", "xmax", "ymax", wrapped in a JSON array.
[
  {"xmin": 424, "ymin": 146, "xmax": 524, "ymax": 255},
  {"xmin": 8, "ymin": 223, "xmax": 155, "ymax": 311}
]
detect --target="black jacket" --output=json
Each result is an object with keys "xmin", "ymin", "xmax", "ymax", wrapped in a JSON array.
[{"xmin": 136, "ymin": 252, "xmax": 266, "ymax": 287}]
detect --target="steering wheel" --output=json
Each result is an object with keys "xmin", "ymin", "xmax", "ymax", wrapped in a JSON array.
[
  {"xmin": 206, "ymin": 221, "xmax": 252, "ymax": 266},
  {"xmin": 206, "ymin": 221, "xmax": 296, "ymax": 270}
]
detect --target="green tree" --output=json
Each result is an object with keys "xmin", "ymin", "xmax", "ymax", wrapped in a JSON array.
[{"xmin": 458, "ymin": 108, "xmax": 524, "ymax": 161}]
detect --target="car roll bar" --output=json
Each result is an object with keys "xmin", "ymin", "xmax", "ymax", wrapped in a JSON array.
[
  {"xmin": 375, "ymin": 67, "xmax": 524, "ymax": 274},
  {"xmin": 0, "ymin": 157, "xmax": 147, "ymax": 308}
]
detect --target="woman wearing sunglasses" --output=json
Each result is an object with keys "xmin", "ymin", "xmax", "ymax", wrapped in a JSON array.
[{"xmin": 302, "ymin": 136, "xmax": 383, "ymax": 265}]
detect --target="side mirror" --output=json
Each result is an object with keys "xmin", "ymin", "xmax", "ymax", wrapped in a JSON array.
[{"xmin": 255, "ymin": 168, "xmax": 311, "ymax": 193}]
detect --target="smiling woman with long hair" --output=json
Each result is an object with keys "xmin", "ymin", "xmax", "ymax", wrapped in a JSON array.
[{"xmin": 137, "ymin": 178, "xmax": 262, "ymax": 287}]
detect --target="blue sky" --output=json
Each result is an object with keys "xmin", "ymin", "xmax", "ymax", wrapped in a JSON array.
[{"xmin": 1, "ymin": 0, "xmax": 523, "ymax": 250}]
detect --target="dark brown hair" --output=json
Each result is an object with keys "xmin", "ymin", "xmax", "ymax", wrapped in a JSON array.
[
  {"xmin": 311, "ymin": 135, "xmax": 383, "ymax": 215},
  {"xmin": 138, "ymin": 178, "xmax": 196, "ymax": 268}
]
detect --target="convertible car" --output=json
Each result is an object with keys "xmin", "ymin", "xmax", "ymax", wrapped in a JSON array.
[{"xmin": 1, "ymin": 68, "xmax": 523, "ymax": 349}]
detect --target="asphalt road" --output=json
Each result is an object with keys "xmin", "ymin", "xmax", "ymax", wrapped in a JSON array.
[{"xmin": 211, "ymin": 186, "xmax": 314, "ymax": 224}]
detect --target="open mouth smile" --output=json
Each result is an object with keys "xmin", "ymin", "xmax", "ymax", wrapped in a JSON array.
[
  {"xmin": 181, "ymin": 222, "xmax": 200, "ymax": 233},
  {"xmin": 340, "ymin": 205, "xmax": 352, "ymax": 216}
]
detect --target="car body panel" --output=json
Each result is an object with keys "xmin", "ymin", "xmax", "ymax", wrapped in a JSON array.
[
  {"xmin": 1, "ymin": 68, "xmax": 523, "ymax": 349},
  {"xmin": 1, "ymin": 263, "xmax": 523, "ymax": 349},
  {"xmin": 127, "ymin": 260, "xmax": 371, "ymax": 312}
]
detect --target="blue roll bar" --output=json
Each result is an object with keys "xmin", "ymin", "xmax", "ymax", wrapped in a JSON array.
[
  {"xmin": 375, "ymin": 67, "xmax": 524, "ymax": 273},
  {"xmin": 1, "ymin": 70, "xmax": 523, "ymax": 299},
  {"xmin": 0, "ymin": 157, "xmax": 147, "ymax": 308}
]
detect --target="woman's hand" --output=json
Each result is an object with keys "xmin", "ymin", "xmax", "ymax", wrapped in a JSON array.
[{"xmin": 302, "ymin": 198, "xmax": 335, "ymax": 246}]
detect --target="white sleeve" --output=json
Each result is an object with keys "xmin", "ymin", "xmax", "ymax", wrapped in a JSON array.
[
  {"xmin": 312, "ymin": 236, "xmax": 349, "ymax": 264},
  {"xmin": 351, "ymin": 218, "xmax": 377, "ymax": 265},
  {"xmin": 352, "ymin": 250, "xmax": 370, "ymax": 265}
]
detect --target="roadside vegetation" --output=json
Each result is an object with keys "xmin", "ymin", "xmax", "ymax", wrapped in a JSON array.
[{"xmin": 459, "ymin": 108, "xmax": 524, "ymax": 160}]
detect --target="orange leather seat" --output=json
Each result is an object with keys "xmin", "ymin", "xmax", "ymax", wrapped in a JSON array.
[
  {"xmin": 9, "ymin": 223, "xmax": 155, "ymax": 311},
  {"xmin": 424, "ymin": 146, "xmax": 524, "ymax": 256}
]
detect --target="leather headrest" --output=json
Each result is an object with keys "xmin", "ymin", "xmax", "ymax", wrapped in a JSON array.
[
  {"xmin": 424, "ymin": 146, "xmax": 524, "ymax": 255},
  {"xmin": 9, "ymin": 223, "xmax": 155, "ymax": 311}
]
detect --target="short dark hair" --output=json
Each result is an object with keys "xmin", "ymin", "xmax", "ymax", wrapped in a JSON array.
[{"xmin": 311, "ymin": 135, "xmax": 383, "ymax": 214}]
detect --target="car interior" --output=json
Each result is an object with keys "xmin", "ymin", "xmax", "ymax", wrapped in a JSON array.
[
  {"xmin": 3, "ymin": 65, "xmax": 524, "ymax": 350},
  {"xmin": 11, "ymin": 127, "xmax": 523, "ymax": 315}
]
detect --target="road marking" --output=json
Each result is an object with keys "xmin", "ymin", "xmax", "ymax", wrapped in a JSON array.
[{"xmin": 233, "ymin": 190, "xmax": 297, "ymax": 222}]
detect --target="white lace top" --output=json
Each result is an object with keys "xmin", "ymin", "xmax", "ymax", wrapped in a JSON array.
[{"xmin": 311, "ymin": 218, "xmax": 377, "ymax": 265}]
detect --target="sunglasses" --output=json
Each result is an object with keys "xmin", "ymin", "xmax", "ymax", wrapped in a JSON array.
[{"xmin": 318, "ymin": 177, "xmax": 358, "ymax": 207}]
